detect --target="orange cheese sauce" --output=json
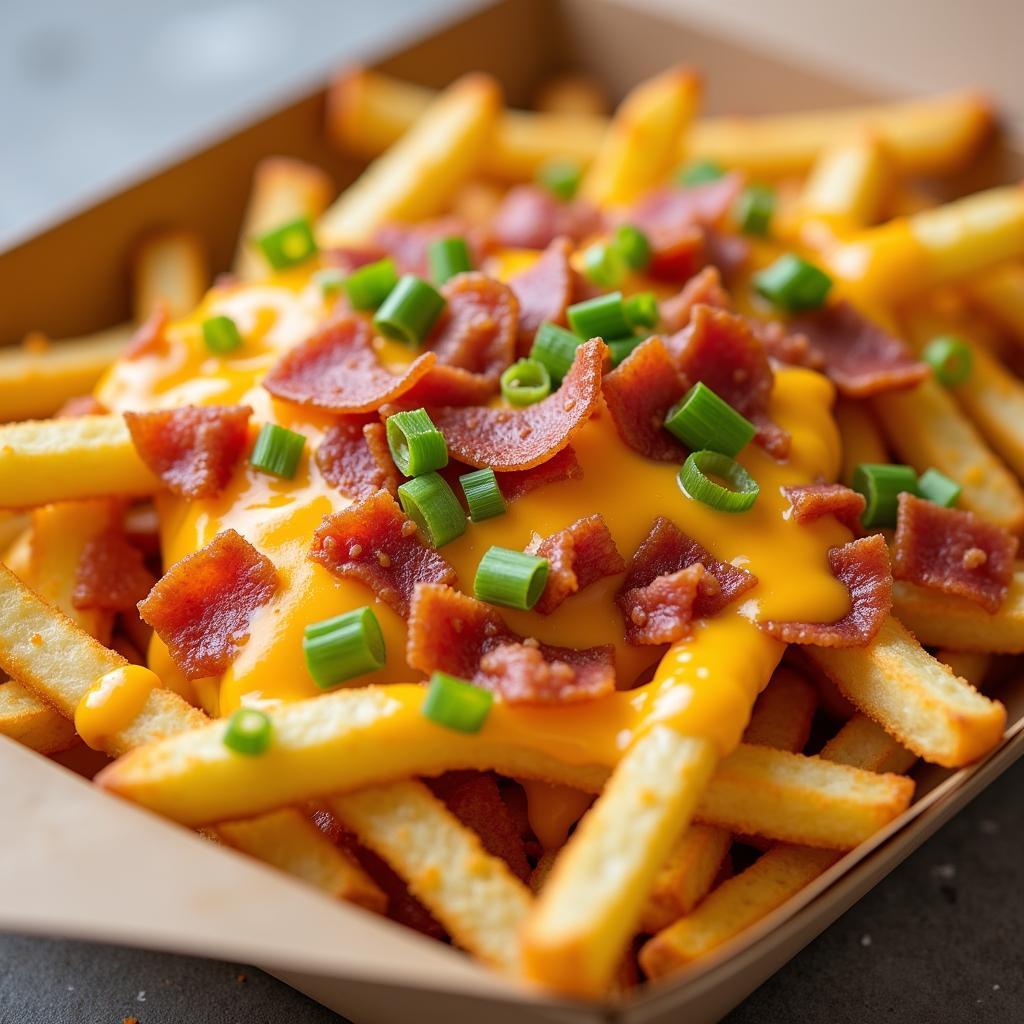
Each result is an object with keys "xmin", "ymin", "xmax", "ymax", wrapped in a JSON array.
[{"xmin": 75, "ymin": 665, "xmax": 160, "ymax": 750}]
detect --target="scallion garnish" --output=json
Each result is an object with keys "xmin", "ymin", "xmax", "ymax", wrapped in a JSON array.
[
  {"xmin": 202, "ymin": 315, "xmax": 242, "ymax": 355},
  {"xmin": 753, "ymin": 254, "xmax": 832, "ymax": 312},
  {"xmin": 459, "ymin": 467, "xmax": 507, "ymax": 522},
  {"xmin": 677, "ymin": 160, "xmax": 725, "ymax": 186},
  {"xmin": 313, "ymin": 267, "xmax": 346, "ymax": 299},
  {"xmin": 385, "ymin": 408, "xmax": 448, "ymax": 476},
  {"xmin": 530, "ymin": 321, "xmax": 582, "ymax": 383},
  {"xmin": 917, "ymin": 467, "xmax": 961, "ymax": 509},
  {"xmin": 537, "ymin": 159, "xmax": 582, "ymax": 201},
  {"xmin": 583, "ymin": 242, "xmax": 627, "ymax": 288},
  {"xmin": 678, "ymin": 450, "xmax": 760, "ymax": 513},
  {"xmin": 422, "ymin": 672, "xmax": 493, "ymax": 734},
  {"xmin": 613, "ymin": 224, "xmax": 651, "ymax": 271},
  {"xmin": 567, "ymin": 291, "xmax": 632, "ymax": 340},
  {"xmin": 500, "ymin": 359, "xmax": 551, "ymax": 407},
  {"xmin": 343, "ymin": 257, "xmax": 399, "ymax": 311},
  {"xmin": 427, "ymin": 236, "xmax": 472, "ymax": 285},
  {"xmin": 223, "ymin": 707, "xmax": 273, "ymax": 756},
  {"xmin": 398, "ymin": 472, "xmax": 466, "ymax": 547},
  {"xmin": 250, "ymin": 423, "xmax": 306, "ymax": 479},
  {"xmin": 665, "ymin": 382, "xmax": 756, "ymax": 457},
  {"xmin": 607, "ymin": 336, "xmax": 644, "ymax": 366},
  {"xmin": 922, "ymin": 334, "xmax": 973, "ymax": 387},
  {"xmin": 852, "ymin": 462, "xmax": 919, "ymax": 527},
  {"xmin": 303, "ymin": 607, "xmax": 386, "ymax": 689},
  {"xmin": 474, "ymin": 546, "xmax": 549, "ymax": 610},
  {"xmin": 255, "ymin": 216, "xmax": 318, "ymax": 271},
  {"xmin": 624, "ymin": 291, "xmax": 659, "ymax": 329},
  {"xmin": 373, "ymin": 275, "xmax": 446, "ymax": 345},
  {"xmin": 735, "ymin": 184, "xmax": 777, "ymax": 237}
]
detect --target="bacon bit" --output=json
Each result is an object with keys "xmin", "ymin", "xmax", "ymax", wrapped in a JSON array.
[
  {"xmin": 670, "ymin": 304, "xmax": 790, "ymax": 459},
  {"xmin": 407, "ymin": 583, "xmax": 615, "ymax": 704},
  {"xmin": 893, "ymin": 493, "xmax": 1018, "ymax": 612},
  {"xmin": 375, "ymin": 218, "xmax": 492, "ymax": 276},
  {"xmin": 751, "ymin": 320, "xmax": 823, "ymax": 369},
  {"xmin": 659, "ymin": 267, "xmax": 730, "ymax": 333},
  {"xmin": 784, "ymin": 483, "xmax": 866, "ymax": 533},
  {"xmin": 790, "ymin": 300, "xmax": 929, "ymax": 398},
  {"xmin": 618, "ymin": 563, "xmax": 706, "ymax": 645},
  {"xmin": 323, "ymin": 243, "xmax": 390, "ymax": 273},
  {"xmin": 497, "ymin": 446, "xmax": 583, "ymax": 502},
  {"xmin": 138, "ymin": 529, "xmax": 278, "ymax": 679},
  {"xmin": 526, "ymin": 514, "xmax": 625, "ymax": 614},
  {"xmin": 702, "ymin": 226, "xmax": 751, "ymax": 284},
  {"xmin": 492, "ymin": 185, "xmax": 604, "ymax": 250},
  {"xmin": 429, "ymin": 338, "xmax": 606, "ymax": 471},
  {"xmin": 395, "ymin": 363, "xmax": 500, "ymax": 407},
  {"xmin": 124, "ymin": 404, "xmax": 251, "ymax": 498},
  {"xmin": 508, "ymin": 237, "xmax": 575, "ymax": 356},
  {"xmin": 316, "ymin": 421, "xmax": 400, "ymax": 500},
  {"xmin": 57, "ymin": 395, "xmax": 108, "ymax": 417},
  {"xmin": 603, "ymin": 337, "xmax": 688, "ymax": 462},
  {"xmin": 263, "ymin": 316, "xmax": 437, "ymax": 414},
  {"xmin": 310, "ymin": 491, "xmax": 456, "ymax": 617},
  {"xmin": 73, "ymin": 528, "xmax": 155, "ymax": 612},
  {"xmin": 760, "ymin": 534, "xmax": 892, "ymax": 647},
  {"xmin": 123, "ymin": 302, "xmax": 169, "ymax": 360}
]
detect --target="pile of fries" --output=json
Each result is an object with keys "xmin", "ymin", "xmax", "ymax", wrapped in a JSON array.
[{"xmin": 2, "ymin": 60, "xmax": 1023, "ymax": 1000}]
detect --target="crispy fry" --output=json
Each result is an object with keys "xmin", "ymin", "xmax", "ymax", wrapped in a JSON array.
[
  {"xmin": 0, "ymin": 679, "xmax": 77, "ymax": 754},
  {"xmin": 234, "ymin": 158, "xmax": 334, "ymax": 280},
  {"xmin": 521, "ymin": 729, "xmax": 716, "ymax": 997},
  {"xmin": 534, "ymin": 73, "xmax": 611, "ymax": 118},
  {"xmin": 0, "ymin": 512, "xmax": 29, "ymax": 558},
  {"xmin": 966, "ymin": 261, "xmax": 1024, "ymax": 347},
  {"xmin": 741, "ymin": 667, "xmax": 817, "ymax": 751},
  {"xmin": 580, "ymin": 66, "xmax": 701, "ymax": 207},
  {"xmin": 0, "ymin": 415, "xmax": 159, "ymax": 508},
  {"xmin": 937, "ymin": 650, "xmax": 993, "ymax": 689},
  {"xmin": 2, "ymin": 526, "xmax": 32, "ymax": 578},
  {"xmin": 132, "ymin": 228, "xmax": 208, "ymax": 321},
  {"xmin": 808, "ymin": 615, "xmax": 1006, "ymax": 766},
  {"xmin": 834, "ymin": 397, "xmax": 888, "ymax": 488},
  {"xmin": 319, "ymin": 73, "xmax": 502, "ymax": 245},
  {"xmin": 819, "ymin": 713, "xmax": 917, "ymax": 775}
]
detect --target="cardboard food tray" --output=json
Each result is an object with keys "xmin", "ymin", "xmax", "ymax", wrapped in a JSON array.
[{"xmin": 1, "ymin": 1, "xmax": 1022, "ymax": 1020}]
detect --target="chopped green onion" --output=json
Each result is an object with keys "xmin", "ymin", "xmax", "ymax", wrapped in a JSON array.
[
  {"xmin": 250, "ymin": 423, "xmax": 306, "ymax": 479},
  {"xmin": 567, "ymin": 291, "xmax": 631, "ymax": 340},
  {"xmin": 537, "ymin": 159, "xmax": 582, "ymax": 201},
  {"xmin": 624, "ymin": 291, "xmax": 659, "ymax": 329},
  {"xmin": 607, "ymin": 336, "xmax": 644, "ymax": 366},
  {"xmin": 677, "ymin": 160, "xmax": 725, "ymax": 186},
  {"xmin": 223, "ymin": 708, "xmax": 273, "ymax": 756},
  {"xmin": 202, "ymin": 315, "xmax": 242, "ymax": 355},
  {"xmin": 398, "ymin": 472, "xmax": 466, "ymax": 547},
  {"xmin": 583, "ymin": 242, "xmax": 627, "ymax": 288},
  {"xmin": 427, "ymin": 236, "xmax": 472, "ymax": 285},
  {"xmin": 917, "ymin": 467, "xmax": 961, "ymax": 508},
  {"xmin": 613, "ymin": 224, "xmax": 651, "ymax": 271},
  {"xmin": 474, "ymin": 546, "xmax": 549, "ymax": 610},
  {"xmin": 303, "ymin": 607, "xmax": 386, "ymax": 689},
  {"xmin": 255, "ymin": 216, "xmax": 318, "ymax": 271},
  {"xmin": 385, "ymin": 408, "xmax": 448, "ymax": 476},
  {"xmin": 459, "ymin": 467, "xmax": 507, "ymax": 522},
  {"xmin": 313, "ymin": 267, "xmax": 346, "ymax": 299},
  {"xmin": 500, "ymin": 359, "xmax": 551, "ymax": 406},
  {"xmin": 422, "ymin": 672, "xmax": 493, "ymax": 733},
  {"xmin": 852, "ymin": 462, "xmax": 919, "ymax": 528},
  {"xmin": 754, "ymin": 254, "xmax": 833, "ymax": 312},
  {"xmin": 530, "ymin": 321, "xmax": 582, "ymax": 383},
  {"xmin": 678, "ymin": 450, "xmax": 759, "ymax": 513},
  {"xmin": 922, "ymin": 334, "xmax": 973, "ymax": 387},
  {"xmin": 373, "ymin": 274, "xmax": 447, "ymax": 346},
  {"xmin": 343, "ymin": 257, "xmax": 399, "ymax": 311},
  {"xmin": 734, "ymin": 184, "xmax": 776, "ymax": 236},
  {"xmin": 665, "ymin": 382, "xmax": 756, "ymax": 457}
]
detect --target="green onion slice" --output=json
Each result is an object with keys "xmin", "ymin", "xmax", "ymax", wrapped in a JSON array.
[
  {"xmin": 537, "ymin": 159, "xmax": 582, "ymax": 201},
  {"xmin": 422, "ymin": 672, "xmax": 493, "ymax": 734},
  {"xmin": 735, "ymin": 184, "xmax": 777, "ymax": 237},
  {"xmin": 385, "ymin": 408, "xmax": 448, "ymax": 476},
  {"xmin": 583, "ymin": 242, "xmax": 627, "ymax": 288},
  {"xmin": 459, "ymin": 467, "xmax": 507, "ymax": 522},
  {"xmin": 343, "ymin": 257, "xmax": 399, "ymax": 311},
  {"xmin": 530, "ymin": 321, "xmax": 582, "ymax": 383},
  {"xmin": 373, "ymin": 274, "xmax": 447, "ymax": 346},
  {"xmin": 678, "ymin": 450, "xmax": 760, "ymax": 513},
  {"xmin": 313, "ymin": 267, "xmax": 346, "ymax": 299},
  {"xmin": 202, "ymin": 315, "xmax": 243, "ymax": 355},
  {"xmin": 664, "ymin": 382, "xmax": 756, "ymax": 457},
  {"xmin": 427, "ymin": 236, "xmax": 472, "ymax": 285},
  {"xmin": 223, "ymin": 707, "xmax": 273, "ymax": 756},
  {"xmin": 474, "ymin": 546, "xmax": 549, "ymax": 610},
  {"xmin": 613, "ymin": 224, "xmax": 651, "ymax": 271},
  {"xmin": 916, "ymin": 467, "xmax": 961, "ymax": 508},
  {"xmin": 500, "ymin": 359, "xmax": 551, "ymax": 407},
  {"xmin": 922, "ymin": 334, "xmax": 973, "ymax": 387},
  {"xmin": 852, "ymin": 462, "xmax": 919, "ymax": 527},
  {"xmin": 624, "ymin": 291, "xmax": 659, "ymax": 329},
  {"xmin": 753, "ymin": 254, "xmax": 833, "ymax": 312},
  {"xmin": 607, "ymin": 336, "xmax": 644, "ymax": 367},
  {"xmin": 250, "ymin": 423, "xmax": 306, "ymax": 479},
  {"xmin": 677, "ymin": 160, "xmax": 725, "ymax": 186},
  {"xmin": 567, "ymin": 291, "xmax": 632, "ymax": 341},
  {"xmin": 398, "ymin": 472, "xmax": 466, "ymax": 547},
  {"xmin": 303, "ymin": 607, "xmax": 386, "ymax": 689},
  {"xmin": 255, "ymin": 216, "xmax": 318, "ymax": 271}
]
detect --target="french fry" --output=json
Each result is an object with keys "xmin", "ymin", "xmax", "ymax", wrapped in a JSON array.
[
  {"xmin": 234, "ymin": 158, "xmax": 334, "ymax": 280},
  {"xmin": 132, "ymin": 228, "xmax": 209, "ymax": 321},
  {"xmin": 580, "ymin": 66, "xmax": 701, "ymax": 207},
  {"xmin": 534, "ymin": 73, "xmax": 611, "ymax": 118},
  {"xmin": 0, "ymin": 512, "xmax": 28, "ymax": 558},
  {"xmin": 318, "ymin": 73, "xmax": 502, "ymax": 246},
  {"xmin": 965, "ymin": 261, "xmax": 1024, "ymax": 347},
  {"xmin": 808, "ymin": 615, "xmax": 1006, "ymax": 766},
  {"xmin": 2, "ymin": 526, "xmax": 32, "ymax": 578},
  {"xmin": 741, "ymin": 667, "xmax": 816, "ymax": 751},
  {"xmin": 937, "ymin": 650, "xmax": 993, "ymax": 689},
  {"xmin": 819, "ymin": 713, "xmax": 917, "ymax": 775},
  {"xmin": 0, "ymin": 415, "xmax": 159, "ymax": 508},
  {"xmin": 329, "ymin": 782, "xmax": 532, "ymax": 972},
  {"xmin": 834, "ymin": 398, "xmax": 888, "ymax": 488},
  {"xmin": 521, "ymin": 729, "xmax": 716, "ymax": 996},
  {"xmin": 0, "ymin": 680, "xmax": 77, "ymax": 754}
]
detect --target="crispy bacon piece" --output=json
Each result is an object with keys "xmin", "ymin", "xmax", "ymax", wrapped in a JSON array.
[
  {"xmin": 784, "ymin": 483, "xmax": 865, "ymax": 533},
  {"xmin": 57, "ymin": 395, "xmax": 108, "ymax": 417},
  {"xmin": 659, "ymin": 267, "xmax": 730, "ymax": 333},
  {"xmin": 316, "ymin": 421, "xmax": 399, "ymax": 500},
  {"xmin": 124, "ymin": 303, "xmax": 169, "ymax": 360},
  {"xmin": 429, "ymin": 338, "xmax": 606, "ymax": 471},
  {"xmin": 670, "ymin": 305, "xmax": 790, "ymax": 459},
  {"xmin": 73, "ymin": 527, "xmax": 156, "ymax": 612},
  {"xmin": 138, "ymin": 529, "xmax": 278, "ymax": 679},
  {"xmin": 375, "ymin": 218, "xmax": 492, "ymax": 276},
  {"xmin": 893, "ymin": 493, "xmax": 1018, "ymax": 612},
  {"xmin": 603, "ymin": 337, "xmax": 688, "ymax": 462},
  {"xmin": 124, "ymin": 404, "xmax": 251, "ymax": 498},
  {"xmin": 790, "ymin": 300, "xmax": 929, "ymax": 398},
  {"xmin": 752, "ymin": 320, "xmax": 822, "ymax": 369},
  {"xmin": 492, "ymin": 185, "xmax": 604, "ymax": 250},
  {"xmin": 408, "ymin": 583, "xmax": 615, "ymax": 704},
  {"xmin": 507, "ymin": 237, "xmax": 574, "ymax": 356},
  {"xmin": 263, "ymin": 316, "xmax": 437, "ymax": 414},
  {"xmin": 497, "ymin": 446, "xmax": 583, "ymax": 502},
  {"xmin": 526, "ymin": 514, "xmax": 625, "ymax": 614},
  {"xmin": 323, "ymin": 243, "xmax": 390, "ymax": 273},
  {"xmin": 702, "ymin": 227, "xmax": 751, "ymax": 284},
  {"xmin": 310, "ymin": 491, "xmax": 456, "ymax": 617},
  {"xmin": 618, "ymin": 563, "xmax": 706, "ymax": 645},
  {"xmin": 760, "ymin": 534, "xmax": 892, "ymax": 647}
]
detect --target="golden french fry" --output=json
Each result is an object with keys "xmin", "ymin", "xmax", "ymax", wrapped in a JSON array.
[
  {"xmin": 834, "ymin": 398, "xmax": 888, "ymax": 488},
  {"xmin": 937, "ymin": 650, "xmax": 993, "ymax": 689},
  {"xmin": 819, "ymin": 713, "xmax": 917, "ymax": 775},
  {"xmin": 534, "ymin": 73, "xmax": 611, "ymax": 118},
  {"xmin": 234, "ymin": 158, "xmax": 335, "ymax": 280},
  {"xmin": 0, "ymin": 679, "xmax": 77, "ymax": 754},
  {"xmin": 580, "ymin": 66, "xmax": 701, "ymax": 207},
  {"xmin": 741, "ymin": 667, "xmax": 817, "ymax": 751},
  {"xmin": 0, "ymin": 512, "xmax": 28, "ymax": 558},
  {"xmin": 2, "ymin": 526, "xmax": 32, "ymax": 578},
  {"xmin": 966, "ymin": 261, "xmax": 1024, "ymax": 347},
  {"xmin": 133, "ymin": 228, "xmax": 208, "ymax": 321},
  {"xmin": 808, "ymin": 615, "xmax": 1006, "ymax": 766},
  {"xmin": 522, "ymin": 729, "xmax": 716, "ymax": 997},
  {"xmin": 0, "ymin": 415, "xmax": 159, "ymax": 508},
  {"xmin": 330, "ymin": 782, "xmax": 532, "ymax": 972},
  {"xmin": 318, "ymin": 73, "xmax": 502, "ymax": 246}
]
